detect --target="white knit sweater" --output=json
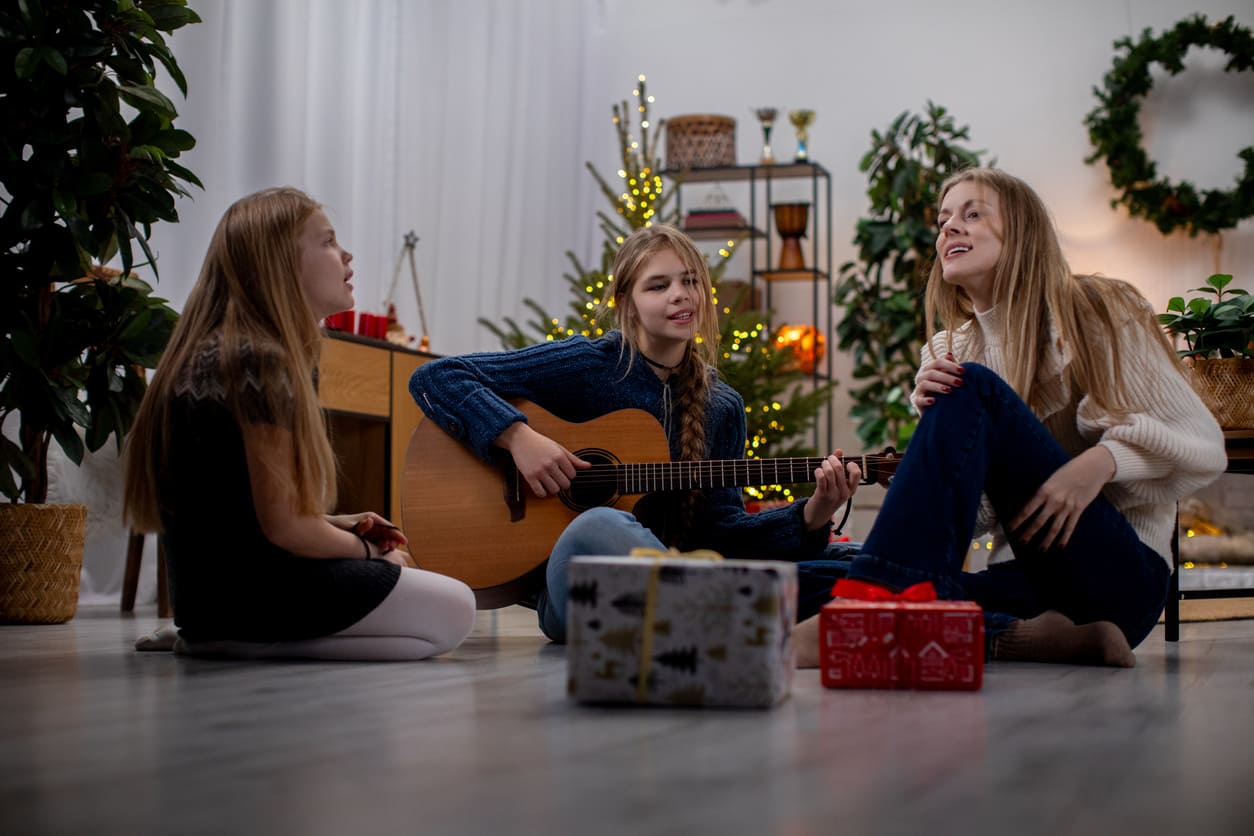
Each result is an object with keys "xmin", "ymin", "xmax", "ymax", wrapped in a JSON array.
[{"xmin": 919, "ymin": 305, "xmax": 1227, "ymax": 566}]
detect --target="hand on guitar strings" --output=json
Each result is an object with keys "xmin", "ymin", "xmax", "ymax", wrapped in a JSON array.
[
  {"xmin": 803, "ymin": 451, "xmax": 862, "ymax": 532},
  {"xmin": 496, "ymin": 421, "xmax": 591, "ymax": 498}
]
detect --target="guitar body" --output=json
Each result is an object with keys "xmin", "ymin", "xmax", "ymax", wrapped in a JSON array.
[{"xmin": 402, "ymin": 401, "xmax": 671, "ymax": 608}]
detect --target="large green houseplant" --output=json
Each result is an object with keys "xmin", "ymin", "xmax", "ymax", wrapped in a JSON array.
[
  {"xmin": 1159, "ymin": 273, "xmax": 1254, "ymax": 429},
  {"xmin": 0, "ymin": 0, "xmax": 200, "ymax": 622},
  {"xmin": 833, "ymin": 102, "xmax": 988, "ymax": 449}
]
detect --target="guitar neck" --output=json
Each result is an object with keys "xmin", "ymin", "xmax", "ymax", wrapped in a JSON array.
[{"xmin": 602, "ymin": 453, "xmax": 895, "ymax": 493}]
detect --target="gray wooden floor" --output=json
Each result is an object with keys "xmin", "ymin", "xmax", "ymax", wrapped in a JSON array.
[{"xmin": 2, "ymin": 605, "xmax": 1252, "ymax": 836}]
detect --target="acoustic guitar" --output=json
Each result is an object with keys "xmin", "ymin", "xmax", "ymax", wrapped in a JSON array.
[{"xmin": 401, "ymin": 400, "xmax": 899, "ymax": 608}]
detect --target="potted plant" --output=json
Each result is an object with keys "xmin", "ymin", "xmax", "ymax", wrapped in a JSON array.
[
  {"xmin": 833, "ymin": 101, "xmax": 989, "ymax": 449},
  {"xmin": 0, "ymin": 0, "xmax": 201, "ymax": 622},
  {"xmin": 1158, "ymin": 273, "xmax": 1254, "ymax": 430}
]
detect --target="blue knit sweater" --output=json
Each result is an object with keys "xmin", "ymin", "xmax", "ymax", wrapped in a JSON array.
[{"xmin": 409, "ymin": 331, "xmax": 830, "ymax": 560}]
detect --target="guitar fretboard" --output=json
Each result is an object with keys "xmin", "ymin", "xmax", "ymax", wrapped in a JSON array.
[
  {"xmin": 621, "ymin": 457, "xmax": 827, "ymax": 492},
  {"xmin": 569, "ymin": 454, "xmax": 898, "ymax": 493}
]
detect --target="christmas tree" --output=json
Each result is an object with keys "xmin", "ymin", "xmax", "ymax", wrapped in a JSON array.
[{"xmin": 479, "ymin": 76, "xmax": 833, "ymax": 501}]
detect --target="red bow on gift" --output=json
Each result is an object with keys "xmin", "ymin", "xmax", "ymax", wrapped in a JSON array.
[{"xmin": 831, "ymin": 578, "xmax": 937, "ymax": 602}]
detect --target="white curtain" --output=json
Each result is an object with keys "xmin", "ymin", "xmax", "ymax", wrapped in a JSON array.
[
  {"xmin": 69, "ymin": 0, "xmax": 608, "ymax": 603},
  {"xmin": 150, "ymin": 0, "xmax": 604, "ymax": 357}
]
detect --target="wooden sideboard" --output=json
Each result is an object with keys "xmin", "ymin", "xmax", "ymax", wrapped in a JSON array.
[
  {"xmin": 1164, "ymin": 430, "xmax": 1254, "ymax": 641},
  {"xmin": 318, "ymin": 331, "xmax": 435, "ymax": 526}
]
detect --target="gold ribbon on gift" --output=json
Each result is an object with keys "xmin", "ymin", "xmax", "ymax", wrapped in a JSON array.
[{"xmin": 629, "ymin": 547, "xmax": 723, "ymax": 703}]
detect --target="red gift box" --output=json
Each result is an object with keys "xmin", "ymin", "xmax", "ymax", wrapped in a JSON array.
[{"xmin": 820, "ymin": 579, "xmax": 983, "ymax": 691}]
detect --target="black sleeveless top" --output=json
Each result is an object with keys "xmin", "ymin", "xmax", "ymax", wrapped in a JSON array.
[{"xmin": 160, "ymin": 337, "xmax": 399, "ymax": 642}]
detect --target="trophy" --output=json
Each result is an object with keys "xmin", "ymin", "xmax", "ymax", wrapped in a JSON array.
[
  {"xmin": 789, "ymin": 109, "xmax": 815, "ymax": 162},
  {"xmin": 753, "ymin": 107, "xmax": 778, "ymax": 165}
]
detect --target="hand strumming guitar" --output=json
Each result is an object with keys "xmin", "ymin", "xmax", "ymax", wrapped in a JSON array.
[{"xmin": 496, "ymin": 421, "xmax": 591, "ymax": 498}]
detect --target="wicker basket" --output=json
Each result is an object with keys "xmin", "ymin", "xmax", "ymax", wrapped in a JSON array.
[
  {"xmin": 1188, "ymin": 357, "xmax": 1254, "ymax": 430},
  {"xmin": 666, "ymin": 114, "xmax": 736, "ymax": 170},
  {"xmin": 0, "ymin": 503, "xmax": 85, "ymax": 624}
]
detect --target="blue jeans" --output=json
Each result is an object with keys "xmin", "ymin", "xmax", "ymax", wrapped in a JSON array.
[
  {"xmin": 846, "ymin": 363, "xmax": 1170, "ymax": 650},
  {"xmin": 535, "ymin": 507, "xmax": 862, "ymax": 643},
  {"xmin": 535, "ymin": 508, "xmax": 664, "ymax": 642}
]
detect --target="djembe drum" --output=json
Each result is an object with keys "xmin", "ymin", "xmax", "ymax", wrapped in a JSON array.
[{"xmin": 773, "ymin": 202, "xmax": 810, "ymax": 271}]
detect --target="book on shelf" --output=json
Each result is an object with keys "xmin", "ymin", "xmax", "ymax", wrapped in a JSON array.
[{"xmin": 682, "ymin": 208, "xmax": 749, "ymax": 230}]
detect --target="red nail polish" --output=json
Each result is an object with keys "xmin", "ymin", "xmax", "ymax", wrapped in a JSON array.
[
  {"xmin": 941, "ymin": 386, "xmax": 951, "ymax": 394},
  {"xmin": 953, "ymin": 379, "xmax": 964, "ymax": 387}
]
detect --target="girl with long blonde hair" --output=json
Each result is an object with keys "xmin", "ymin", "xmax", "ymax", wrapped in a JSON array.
[
  {"xmin": 411, "ymin": 224, "xmax": 860, "ymax": 643},
  {"xmin": 795, "ymin": 168, "xmax": 1225, "ymax": 668},
  {"xmin": 124, "ymin": 187, "xmax": 474, "ymax": 660}
]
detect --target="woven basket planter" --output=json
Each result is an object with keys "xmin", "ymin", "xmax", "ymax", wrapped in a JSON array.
[
  {"xmin": 666, "ymin": 114, "xmax": 736, "ymax": 169},
  {"xmin": 0, "ymin": 503, "xmax": 85, "ymax": 624},
  {"xmin": 1188, "ymin": 357, "xmax": 1254, "ymax": 430}
]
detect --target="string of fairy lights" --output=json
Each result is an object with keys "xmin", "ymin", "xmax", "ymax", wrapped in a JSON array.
[{"xmin": 543, "ymin": 74, "xmax": 803, "ymax": 502}]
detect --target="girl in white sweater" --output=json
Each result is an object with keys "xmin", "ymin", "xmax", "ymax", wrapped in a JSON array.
[{"xmin": 797, "ymin": 168, "xmax": 1226, "ymax": 667}]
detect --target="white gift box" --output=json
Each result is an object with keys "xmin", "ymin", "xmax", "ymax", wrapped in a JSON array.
[{"xmin": 566, "ymin": 555, "xmax": 797, "ymax": 708}]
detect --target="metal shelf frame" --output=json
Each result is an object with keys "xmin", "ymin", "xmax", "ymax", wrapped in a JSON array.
[{"xmin": 663, "ymin": 162, "xmax": 834, "ymax": 453}]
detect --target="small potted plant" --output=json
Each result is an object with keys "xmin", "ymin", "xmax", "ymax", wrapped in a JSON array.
[{"xmin": 1158, "ymin": 273, "xmax": 1254, "ymax": 430}]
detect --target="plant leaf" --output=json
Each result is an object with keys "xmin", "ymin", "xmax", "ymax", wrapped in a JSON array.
[
  {"xmin": 51, "ymin": 422, "xmax": 85, "ymax": 466},
  {"xmin": 14, "ymin": 47, "xmax": 39, "ymax": 78},
  {"xmin": 1206, "ymin": 273, "xmax": 1233, "ymax": 292},
  {"xmin": 118, "ymin": 83, "xmax": 177, "ymax": 120}
]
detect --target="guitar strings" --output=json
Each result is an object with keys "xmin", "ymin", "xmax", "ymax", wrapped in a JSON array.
[
  {"xmin": 559, "ymin": 455, "xmax": 901, "ymax": 486},
  {"xmin": 566, "ymin": 456, "xmax": 901, "ymax": 473}
]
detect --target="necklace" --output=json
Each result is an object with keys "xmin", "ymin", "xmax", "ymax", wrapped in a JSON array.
[{"xmin": 639, "ymin": 351, "xmax": 681, "ymax": 372}]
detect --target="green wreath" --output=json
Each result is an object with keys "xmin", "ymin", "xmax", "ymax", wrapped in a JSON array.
[{"xmin": 1085, "ymin": 14, "xmax": 1254, "ymax": 237}]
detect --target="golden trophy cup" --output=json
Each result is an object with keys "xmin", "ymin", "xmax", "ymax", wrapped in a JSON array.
[{"xmin": 789, "ymin": 109, "xmax": 815, "ymax": 162}]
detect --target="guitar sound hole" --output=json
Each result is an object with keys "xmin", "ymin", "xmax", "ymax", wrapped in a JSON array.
[{"xmin": 560, "ymin": 448, "xmax": 619, "ymax": 513}]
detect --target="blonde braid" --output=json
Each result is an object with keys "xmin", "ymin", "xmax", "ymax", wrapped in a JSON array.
[{"xmin": 669, "ymin": 345, "xmax": 713, "ymax": 547}]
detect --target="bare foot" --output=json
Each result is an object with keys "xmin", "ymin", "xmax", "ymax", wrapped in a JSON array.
[
  {"xmin": 992, "ymin": 610, "xmax": 1135, "ymax": 668},
  {"xmin": 792, "ymin": 615, "xmax": 821, "ymax": 669}
]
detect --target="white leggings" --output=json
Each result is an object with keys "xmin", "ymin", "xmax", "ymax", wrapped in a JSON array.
[{"xmin": 175, "ymin": 568, "xmax": 476, "ymax": 661}]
